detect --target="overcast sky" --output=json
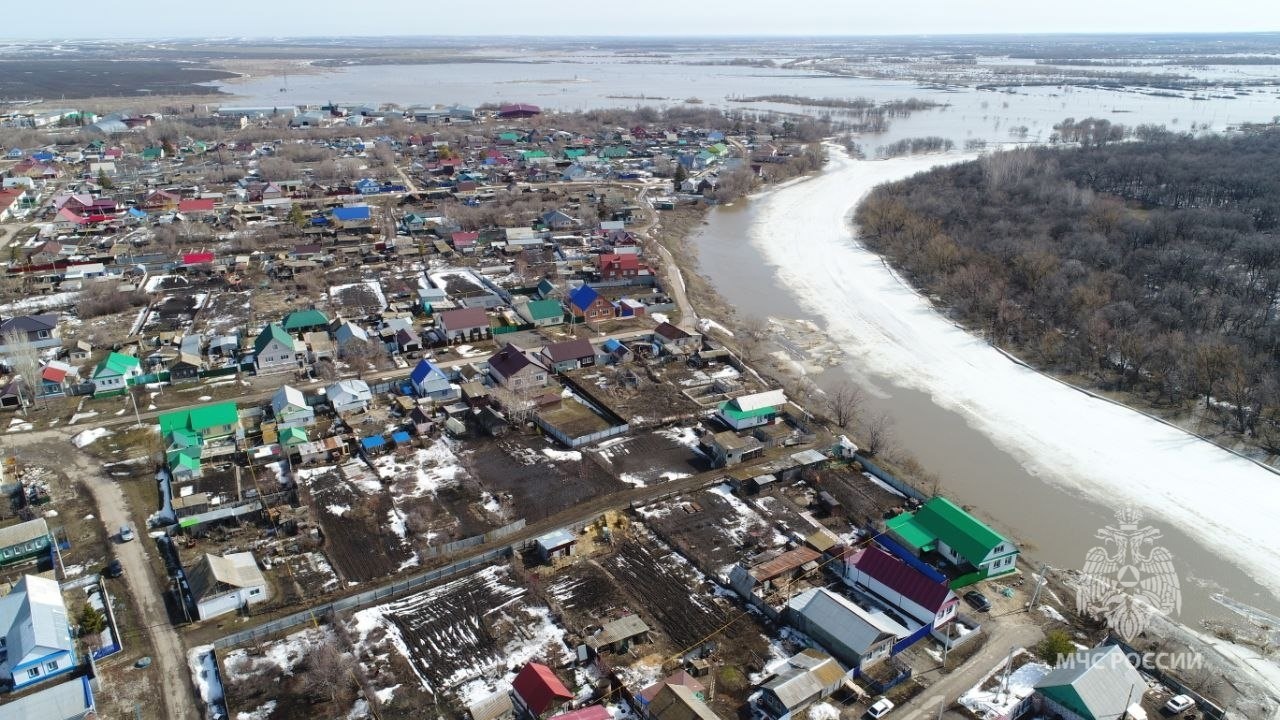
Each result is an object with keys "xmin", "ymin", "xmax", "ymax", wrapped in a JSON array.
[{"xmin": 3, "ymin": 0, "xmax": 1279, "ymax": 38}]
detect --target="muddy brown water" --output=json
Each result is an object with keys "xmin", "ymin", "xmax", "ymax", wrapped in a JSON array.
[{"xmin": 688, "ymin": 195, "xmax": 1280, "ymax": 632}]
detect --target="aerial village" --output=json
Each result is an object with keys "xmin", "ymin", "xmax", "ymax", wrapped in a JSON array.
[{"xmin": 0, "ymin": 101, "xmax": 1224, "ymax": 719}]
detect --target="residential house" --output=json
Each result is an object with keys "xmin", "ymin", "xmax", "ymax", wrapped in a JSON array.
[
  {"xmin": 540, "ymin": 209, "xmax": 577, "ymax": 231},
  {"xmin": 717, "ymin": 390, "xmax": 786, "ymax": 431},
  {"xmin": 304, "ymin": 331, "xmax": 335, "ymax": 362},
  {"xmin": 645, "ymin": 682, "xmax": 720, "ymax": 720},
  {"xmin": 0, "ymin": 378, "xmax": 31, "ymax": 410},
  {"xmin": 0, "ymin": 314, "xmax": 61, "ymax": 351},
  {"xmin": 188, "ymin": 552, "xmax": 270, "ymax": 621},
  {"xmin": 843, "ymin": 545, "xmax": 959, "ymax": 631},
  {"xmin": 597, "ymin": 253, "xmax": 648, "ymax": 281},
  {"xmin": 706, "ymin": 430, "xmax": 763, "ymax": 468},
  {"xmin": 756, "ymin": 649, "xmax": 848, "ymax": 720},
  {"xmin": 253, "ymin": 324, "xmax": 302, "ymax": 373},
  {"xmin": 638, "ymin": 671, "xmax": 707, "ymax": 711},
  {"xmin": 327, "ymin": 379, "xmax": 372, "ymax": 414},
  {"xmin": 0, "ymin": 518, "xmax": 52, "ymax": 566},
  {"xmin": 653, "ymin": 322, "xmax": 701, "ymax": 355},
  {"xmin": 271, "ymin": 385, "xmax": 315, "ymax": 428},
  {"xmin": 884, "ymin": 496, "xmax": 1019, "ymax": 586},
  {"xmin": 330, "ymin": 205, "xmax": 372, "ymax": 230},
  {"xmin": 0, "ymin": 575, "xmax": 76, "ymax": 690},
  {"xmin": 410, "ymin": 359, "xmax": 458, "ymax": 403},
  {"xmin": 158, "ymin": 402, "xmax": 241, "ymax": 444},
  {"xmin": 438, "ymin": 307, "xmax": 491, "ymax": 343},
  {"xmin": 1028, "ymin": 645, "xmax": 1146, "ymax": 720},
  {"xmin": 784, "ymin": 588, "xmax": 908, "ymax": 672},
  {"xmin": 68, "ymin": 340, "xmax": 92, "ymax": 363},
  {"xmin": 516, "ymin": 299, "xmax": 565, "ymax": 328},
  {"xmin": 539, "ymin": 338, "xmax": 595, "ymax": 373},
  {"xmin": 282, "ymin": 309, "xmax": 330, "ymax": 334},
  {"xmin": 334, "ymin": 321, "xmax": 372, "ymax": 357},
  {"xmin": 567, "ymin": 285, "xmax": 613, "ymax": 323},
  {"xmin": 177, "ymin": 198, "xmax": 216, "ymax": 217},
  {"xmin": 550, "ymin": 706, "xmax": 610, "ymax": 720},
  {"xmin": 487, "ymin": 344, "xmax": 548, "ymax": 391},
  {"xmin": 170, "ymin": 340, "xmax": 206, "ymax": 383},
  {"xmin": 37, "ymin": 361, "xmax": 78, "ymax": 398},
  {"xmin": 511, "ymin": 662, "xmax": 572, "ymax": 719},
  {"xmin": 0, "ymin": 675, "xmax": 96, "ymax": 719},
  {"xmin": 91, "ymin": 352, "xmax": 141, "ymax": 396}
]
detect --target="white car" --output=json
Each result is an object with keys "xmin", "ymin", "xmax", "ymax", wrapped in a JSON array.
[
  {"xmin": 866, "ymin": 698, "xmax": 895, "ymax": 719},
  {"xmin": 1164, "ymin": 695, "xmax": 1195, "ymax": 713},
  {"xmin": 119, "ymin": 525, "xmax": 135, "ymax": 542}
]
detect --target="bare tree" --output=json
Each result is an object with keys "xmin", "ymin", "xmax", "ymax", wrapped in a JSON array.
[
  {"xmin": 301, "ymin": 642, "xmax": 355, "ymax": 704},
  {"xmin": 824, "ymin": 382, "xmax": 865, "ymax": 429},
  {"xmin": 2, "ymin": 329, "xmax": 40, "ymax": 410},
  {"xmin": 736, "ymin": 316, "xmax": 769, "ymax": 363},
  {"xmin": 863, "ymin": 411, "xmax": 895, "ymax": 457}
]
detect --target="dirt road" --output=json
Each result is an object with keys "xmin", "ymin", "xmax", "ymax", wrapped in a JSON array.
[
  {"xmin": 11, "ymin": 430, "xmax": 198, "ymax": 720},
  {"xmin": 897, "ymin": 614, "xmax": 1044, "ymax": 720}
]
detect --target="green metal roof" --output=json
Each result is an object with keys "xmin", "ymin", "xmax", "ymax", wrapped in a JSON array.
[
  {"xmin": 885, "ymin": 513, "xmax": 937, "ymax": 552},
  {"xmin": 282, "ymin": 309, "xmax": 329, "ymax": 331},
  {"xmin": 912, "ymin": 497, "xmax": 1011, "ymax": 564},
  {"xmin": 95, "ymin": 352, "xmax": 139, "ymax": 377},
  {"xmin": 280, "ymin": 426, "xmax": 308, "ymax": 446},
  {"xmin": 525, "ymin": 299, "xmax": 564, "ymax": 321},
  {"xmin": 254, "ymin": 323, "xmax": 294, "ymax": 355},
  {"xmin": 717, "ymin": 401, "xmax": 777, "ymax": 422},
  {"xmin": 189, "ymin": 402, "xmax": 238, "ymax": 432}
]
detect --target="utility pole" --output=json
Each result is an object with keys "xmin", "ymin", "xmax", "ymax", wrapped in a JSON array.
[
  {"xmin": 996, "ymin": 645, "xmax": 1015, "ymax": 702},
  {"xmin": 1028, "ymin": 562, "xmax": 1048, "ymax": 612}
]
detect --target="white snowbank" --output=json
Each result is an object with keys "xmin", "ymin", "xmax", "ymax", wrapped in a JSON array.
[
  {"xmin": 72, "ymin": 427, "xmax": 113, "ymax": 448},
  {"xmin": 749, "ymin": 149, "xmax": 1280, "ymax": 599}
]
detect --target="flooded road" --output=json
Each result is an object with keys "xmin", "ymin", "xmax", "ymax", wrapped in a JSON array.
[{"xmin": 688, "ymin": 151, "xmax": 1280, "ymax": 630}]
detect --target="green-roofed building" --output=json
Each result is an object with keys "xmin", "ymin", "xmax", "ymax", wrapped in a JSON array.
[
  {"xmin": 885, "ymin": 496, "xmax": 1018, "ymax": 587},
  {"xmin": 159, "ymin": 402, "xmax": 240, "ymax": 443},
  {"xmin": 516, "ymin": 299, "xmax": 565, "ymax": 327},
  {"xmin": 563, "ymin": 148, "xmax": 587, "ymax": 159},
  {"xmin": 279, "ymin": 425, "xmax": 308, "ymax": 447},
  {"xmin": 168, "ymin": 448, "xmax": 203, "ymax": 481},
  {"xmin": 253, "ymin": 323, "xmax": 301, "ymax": 373},
  {"xmin": 281, "ymin": 309, "xmax": 330, "ymax": 333},
  {"xmin": 91, "ymin": 352, "xmax": 142, "ymax": 396},
  {"xmin": 1033, "ymin": 645, "xmax": 1146, "ymax": 720}
]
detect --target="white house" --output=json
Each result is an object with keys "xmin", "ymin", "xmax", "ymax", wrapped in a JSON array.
[
  {"xmin": 326, "ymin": 379, "xmax": 372, "ymax": 414},
  {"xmin": 189, "ymin": 552, "xmax": 269, "ymax": 621},
  {"xmin": 253, "ymin": 324, "xmax": 302, "ymax": 373},
  {"xmin": 717, "ymin": 389, "xmax": 786, "ymax": 430},
  {"xmin": 271, "ymin": 384, "xmax": 315, "ymax": 428},
  {"xmin": 0, "ymin": 575, "xmax": 76, "ymax": 690},
  {"xmin": 843, "ymin": 545, "xmax": 959, "ymax": 631},
  {"xmin": 409, "ymin": 359, "xmax": 458, "ymax": 403}
]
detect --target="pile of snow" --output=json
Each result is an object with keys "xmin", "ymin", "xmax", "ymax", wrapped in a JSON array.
[
  {"xmin": 543, "ymin": 447, "xmax": 582, "ymax": 462},
  {"xmin": 807, "ymin": 703, "xmax": 839, "ymax": 720},
  {"xmin": 71, "ymin": 427, "xmax": 113, "ymax": 448},
  {"xmin": 958, "ymin": 651, "xmax": 1052, "ymax": 720}
]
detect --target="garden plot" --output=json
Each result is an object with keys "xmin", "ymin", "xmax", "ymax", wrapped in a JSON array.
[
  {"xmin": 196, "ymin": 290, "xmax": 253, "ymax": 337},
  {"xmin": 639, "ymin": 484, "xmax": 790, "ymax": 577},
  {"xmin": 371, "ymin": 438, "xmax": 495, "ymax": 539},
  {"xmin": 300, "ymin": 463, "xmax": 417, "ymax": 582},
  {"xmin": 587, "ymin": 427, "xmax": 709, "ymax": 487},
  {"xmin": 220, "ymin": 624, "xmax": 370, "ymax": 720},
  {"xmin": 350, "ymin": 564, "xmax": 572, "ymax": 708},
  {"xmin": 140, "ymin": 291, "xmax": 207, "ymax": 333},
  {"xmin": 468, "ymin": 435, "xmax": 626, "ymax": 522}
]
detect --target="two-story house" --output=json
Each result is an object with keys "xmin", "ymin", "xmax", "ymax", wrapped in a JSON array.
[
  {"xmin": 253, "ymin": 324, "xmax": 303, "ymax": 373},
  {"xmin": 0, "ymin": 315, "xmax": 61, "ymax": 352}
]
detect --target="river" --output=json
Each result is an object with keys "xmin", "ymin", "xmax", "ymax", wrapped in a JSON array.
[{"xmin": 689, "ymin": 150, "xmax": 1280, "ymax": 637}]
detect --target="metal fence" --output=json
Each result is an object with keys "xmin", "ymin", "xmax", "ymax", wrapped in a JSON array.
[{"xmin": 212, "ymin": 545, "xmax": 513, "ymax": 650}]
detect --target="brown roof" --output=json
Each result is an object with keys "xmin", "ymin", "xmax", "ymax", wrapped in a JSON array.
[
  {"xmin": 439, "ymin": 307, "xmax": 489, "ymax": 332},
  {"xmin": 749, "ymin": 546, "xmax": 820, "ymax": 582},
  {"xmin": 654, "ymin": 321, "xmax": 690, "ymax": 341},
  {"xmin": 541, "ymin": 338, "xmax": 594, "ymax": 363}
]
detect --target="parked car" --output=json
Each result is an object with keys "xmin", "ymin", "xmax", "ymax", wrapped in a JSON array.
[
  {"xmin": 105, "ymin": 559, "xmax": 123, "ymax": 578},
  {"xmin": 1164, "ymin": 695, "xmax": 1195, "ymax": 714},
  {"xmin": 964, "ymin": 590, "xmax": 992, "ymax": 612},
  {"xmin": 119, "ymin": 525, "xmax": 135, "ymax": 542},
  {"xmin": 865, "ymin": 698, "xmax": 895, "ymax": 719}
]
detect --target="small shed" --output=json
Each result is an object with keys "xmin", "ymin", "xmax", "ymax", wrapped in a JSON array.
[
  {"xmin": 534, "ymin": 528, "xmax": 576, "ymax": 562},
  {"xmin": 593, "ymin": 614, "xmax": 651, "ymax": 653}
]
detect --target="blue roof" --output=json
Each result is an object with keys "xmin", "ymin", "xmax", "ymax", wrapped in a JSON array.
[
  {"xmin": 128, "ymin": 207, "xmax": 147, "ymax": 218},
  {"xmin": 332, "ymin": 206, "xmax": 372, "ymax": 221},
  {"xmin": 569, "ymin": 284, "xmax": 599, "ymax": 311},
  {"xmin": 360, "ymin": 435, "xmax": 386, "ymax": 450},
  {"xmin": 391, "ymin": 430, "xmax": 411, "ymax": 444},
  {"xmin": 603, "ymin": 338, "xmax": 624, "ymax": 352},
  {"xmin": 410, "ymin": 358, "xmax": 445, "ymax": 385},
  {"xmin": 536, "ymin": 528, "xmax": 576, "ymax": 549}
]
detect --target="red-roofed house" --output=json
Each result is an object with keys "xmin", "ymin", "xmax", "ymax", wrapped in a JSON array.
[
  {"xmin": 178, "ymin": 198, "xmax": 216, "ymax": 215},
  {"xmin": 511, "ymin": 662, "xmax": 572, "ymax": 718},
  {"xmin": 0, "ymin": 190, "xmax": 21, "ymax": 221},
  {"xmin": 597, "ymin": 253, "xmax": 648, "ymax": 281},
  {"xmin": 549, "ymin": 706, "xmax": 610, "ymax": 720},
  {"xmin": 843, "ymin": 545, "xmax": 958, "ymax": 631},
  {"xmin": 182, "ymin": 252, "xmax": 216, "ymax": 267},
  {"xmin": 450, "ymin": 231, "xmax": 478, "ymax": 252}
]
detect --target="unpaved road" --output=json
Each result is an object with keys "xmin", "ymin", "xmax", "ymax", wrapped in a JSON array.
[{"xmin": 11, "ymin": 429, "xmax": 198, "ymax": 720}]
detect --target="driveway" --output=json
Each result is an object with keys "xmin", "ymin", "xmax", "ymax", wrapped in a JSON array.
[
  {"xmin": 11, "ymin": 430, "xmax": 198, "ymax": 720},
  {"xmin": 897, "ymin": 612, "xmax": 1044, "ymax": 720}
]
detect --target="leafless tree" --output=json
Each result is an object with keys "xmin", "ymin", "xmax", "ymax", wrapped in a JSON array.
[
  {"xmin": 824, "ymin": 382, "xmax": 865, "ymax": 429},
  {"xmin": 341, "ymin": 341, "xmax": 389, "ymax": 377},
  {"xmin": 736, "ymin": 316, "xmax": 769, "ymax": 363},
  {"xmin": 2, "ymin": 330, "xmax": 40, "ymax": 410},
  {"xmin": 301, "ymin": 642, "xmax": 355, "ymax": 703},
  {"xmin": 863, "ymin": 411, "xmax": 895, "ymax": 457}
]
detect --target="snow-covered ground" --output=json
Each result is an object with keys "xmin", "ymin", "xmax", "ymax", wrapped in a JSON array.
[
  {"xmin": 958, "ymin": 650, "xmax": 1052, "ymax": 720},
  {"xmin": 748, "ymin": 149, "xmax": 1280, "ymax": 603}
]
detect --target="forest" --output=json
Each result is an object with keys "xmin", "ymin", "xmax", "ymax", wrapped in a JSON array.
[{"xmin": 855, "ymin": 125, "xmax": 1280, "ymax": 450}]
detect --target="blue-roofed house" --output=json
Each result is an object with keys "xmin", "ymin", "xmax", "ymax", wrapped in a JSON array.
[
  {"xmin": 0, "ymin": 575, "xmax": 76, "ymax": 690},
  {"xmin": 601, "ymin": 338, "xmax": 632, "ymax": 364},
  {"xmin": 409, "ymin": 359, "xmax": 458, "ymax": 403},
  {"xmin": 568, "ymin": 285, "xmax": 613, "ymax": 322},
  {"xmin": 330, "ymin": 205, "xmax": 372, "ymax": 229}
]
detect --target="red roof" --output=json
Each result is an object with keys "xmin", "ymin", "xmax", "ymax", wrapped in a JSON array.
[
  {"xmin": 0, "ymin": 189, "xmax": 20, "ymax": 213},
  {"xmin": 178, "ymin": 198, "xmax": 216, "ymax": 213},
  {"xmin": 599, "ymin": 253, "xmax": 641, "ymax": 271},
  {"xmin": 450, "ymin": 231, "xmax": 478, "ymax": 247},
  {"xmin": 550, "ymin": 706, "xmax": 610, "ymax": 720},
  {"xmin": 850, "ymin": 545, "xmax": 954, "ymax": 613},
  {"xmin": 41, "ymin": 366, "xmax": 68, "ymax": 383},
  {"xmin": 183, "ymin": 252, "xmax": 216, "ymax": 265},
  {"xmin": 511, "ymin": 663, "xmax": 572, "ymax": 716}
]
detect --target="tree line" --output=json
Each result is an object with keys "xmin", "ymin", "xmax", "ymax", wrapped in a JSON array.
[{"xmin": 854, "ymin": 125, "xmax": 1280, "ymax": 451}]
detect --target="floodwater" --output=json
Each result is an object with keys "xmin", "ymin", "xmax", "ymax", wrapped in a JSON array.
[
  {"xmin": 689, "ymin": 156, "xmax": 1280, "ymax": 631},
  {"xmin": 218, "ymin": 59, "xmax": 1280, "ymax": 153}
]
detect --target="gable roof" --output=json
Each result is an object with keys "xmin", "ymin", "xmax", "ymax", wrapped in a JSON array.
[
  {"xmin": 488, "ymin": 344, "xmax": 544, "ymax": 379},
  {"xmin": 254, "ymin": 323, "xmax": 294, "ymax": 355},
  {"xmin": 272, "ymin": 384, "xmax": 307, "ymax": 412},
  {"xmin": 1035, "ymin": 645, "xmax": 1145, "ymax": 720},
  {"xmin": 541, "ymin": 338, "xmax": 594, "ymax": 363},
  {"xmin": 907, "ymin": 497, "xmax": 1010, "ymax": 563},
  {"xmin": 654, "ymin": 321, "xmax": 690, "ymax": 341},
  {"xmin": 410, "ymin": 358, "xmax": 447, "ymax": 385},
  {"xmin": 849, "ymin": 545, "xmax": 954, "ymax": 614},
  {"xmin": 511, "ymin": 662, "xmax": 572, "ymax": 716},
  {"xmin": 523, "ymin": 299, "xmax": 564, "ymax": 321},
  {"xmin": 282, "ymin": 308, "xmax": 329, "ymax": 331},
  {"xmin": 188, "ymin": 552, "xmax": 266, "ymax": 600},
  {"xmin": 645, "ymin": 685, "xmax": 720, "ymax": 720},
  {"xmin": 178, "ymin": 198, "xmax": 216, "ymax": 213},
  {"xmin": 0, "ymin": 575, "xmax": 73, "ymax": 671},
  {"xmin": 568, "ymin": 284, "xmax": 601, "ymax": 312},
  {"xmin": 731, "ymin": 389, "xmax": 787, "ymax": 413},
  {"xmin": 787, "ymin": 588, "xmax": 908, "ymax": 655},
  {"xmin": 549, "ymin": 706, "xmax": 610, "ymax": 720},
  {"xmin": 762, "ymin": 649, "xmax": 846, "ymax": 711},
  {"xmin": 95, "ymin": 351, "xmax": 139, "ymax": 376},
  {"xmin": 0, "ymin": 314, "xmax": 59, "ymax": 334},
  {"xmin": 331, "ymin": 205, "xmax": 371, "ymax": 221},
  {"xmin": 438, "ymin": 307, "xmax": 488, "ymax": 332}
]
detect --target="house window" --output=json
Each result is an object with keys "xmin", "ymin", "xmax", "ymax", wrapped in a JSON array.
[
  {"xmin": 37, "ymin": 330, "xmax": 49, "ymax": 339},
  {"xmin": 26, "ymin": 667, "xmax": 40, "ymax": 679},
  {"xmin": 249, "ymin": 588, "xmax": 261, "ymax": 596},
  {"xmin": 44, "ymin": 660, "xmax": 58, "ymax": 672}
]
